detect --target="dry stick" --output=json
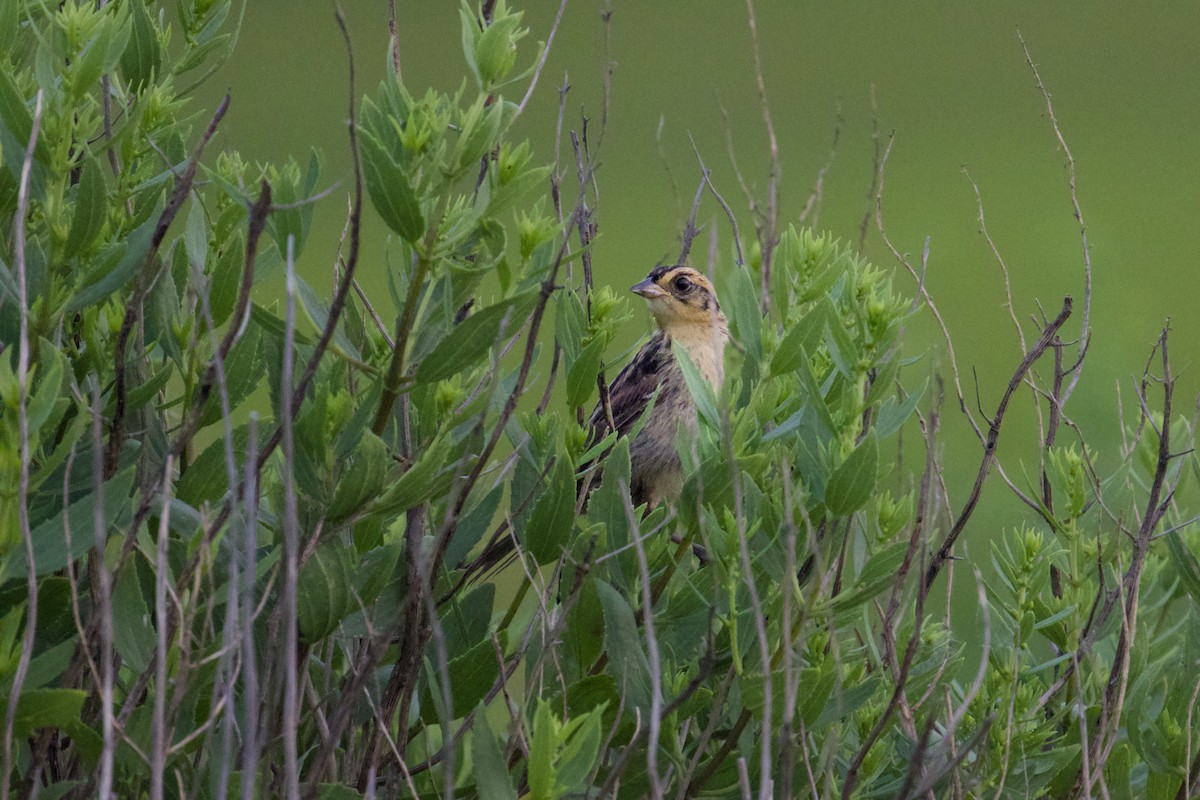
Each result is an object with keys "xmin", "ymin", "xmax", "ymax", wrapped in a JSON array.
[
  {"xmin": 874, "ymin": 135, "xmax": 983, "ymax": 443},
  {"xmin": 190, "ymin": 228, "xmax": 252, "ymax": 800},
  {"xmin": 107, "ymin": 94, "xmax": 231, "ymax": 479},
  {"xmin": 320, "ymin": 206, "xmax": 579, "ymax": 795},
  {"xmin": 676, "ymin": 175, "xmax": 707, "ymax": 265},
  {"xmin": 842, "ymin": 544, "xmax": 930, "ymax": 800},
  {"xmin": 239, "ymin": 422, "xmax": 261, "ymax": 800},
  {"xmin": 281, "ymin": 238, "xmax": 301, "ymax": 800},
  {"xmin": 622, "ymin": 483, "xmax": 665, "ymax": 800},
  {"xmin": 1, "ymin": 90, "xmax": 43, "ymax": 800},
  {"xmin": 515, "ymin": 0, "xmax": 570, "ymax": 118},
  {"xmin": 1179, "ymin": 694, "xmax": 1200, "ymax": 800},
  {"xmin": 149, "ymin": 454, "xmax": 173, "ymax": 800},
  {"xmin": 119, "ymin": 7, "xmax": 367, "ymax": 739},
  {"xmin": 569, "ymin": 129, "xmax": 615, "ymax": 435},
  {"xmin": 924, "ymin": 296, "xmax": 1073, "ymax": 590},
  {"xmin": 797, "ymin": 107, "xmax": 842, "ymax": 228},
  {"xmin": 926, "ymin": 569, "xmax": 993, "ymax": 794},
  {"xmin": 672, "ymin": 665, "xmax": 738, "ymax": 800},
  {"xmin": 406, "ymin": 541, "xmax": 605, "ymax": 780},
  {"xmin": 1019, "ymin": 31, "xmax": 1091, "ymax": 406},
  {"xmin": 857, "ymin": 84, "xmax": 880, "ymax": 252},
  {"xmin": 387, "ymin": 0, "xmax": 401, "ymax": 77},
  {"xmin": 726, "ymin": 433, "xmax": 774, "ymax": 800},
  {"xmin": 742, "ymin": 0, "xmax": 779, "ymax": 314},
  {"xmin": 1032, "ymin": 347, "xmax": 1176, "ymax": 717},
  {"xmin": 110, "ymin": 182, "xmax": 272, "ymax": 739},
  {"xmin": 1076, "ymin": 329, "xmax": 1174, "ymax": 796},
  {"xmin": 689, "ymin": 138, "xmax": 746, "ymax": 269},
  {"xmin": 89, "ymin": 379, "xmax": 116, "ymax": 800},
  {"xmin": 593, "ymin": 657, "xmax": 719, "ymax": 799}
]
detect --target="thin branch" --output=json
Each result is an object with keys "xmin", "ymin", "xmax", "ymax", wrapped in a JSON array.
[
  {"xmin": 1019, "ymin": 30, "xmax": 1092, "ymax": 405},
  {"xmin": 516, "ymin": 0, "xmax": 570, "ymax": 117},
  {"xmin": 743, "ymin": 0, "xmax": 780, "ymax": 314},
  {"xmin": 1, "ymin": 89, "xmax": 43, "ymax": 800},
  {"xmin": 925, "ymin": 297, "xmax": 1073, "ymax": 590}
]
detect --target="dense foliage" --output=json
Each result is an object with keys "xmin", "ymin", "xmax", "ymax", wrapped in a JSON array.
[{"xmin": 4, "ymin": 2, "xmax": 1200, "ymax": 799}]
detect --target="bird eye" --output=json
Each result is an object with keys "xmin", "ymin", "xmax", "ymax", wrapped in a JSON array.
[{"xmin": 672, "ymin": 275, "xmax": 692, "ymax": 293}]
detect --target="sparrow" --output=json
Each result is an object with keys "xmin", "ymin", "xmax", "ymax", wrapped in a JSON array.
[
  {"xmin": 589, "ymin": 264, "xmax": 728, "ymax": 508},
  {"xmin": 461, "ymin": 265, "xmax": 727, "ymax": 579}
]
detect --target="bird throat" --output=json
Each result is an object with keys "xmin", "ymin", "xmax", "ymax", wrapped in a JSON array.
[{"xmin": 666, "ymin": 320, "xmax": 727, "ymax": 389}]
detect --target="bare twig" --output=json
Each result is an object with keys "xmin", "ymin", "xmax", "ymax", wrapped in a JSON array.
[
  {"xmin": 107, "ymin": 94, "xmax": 230, "ymax": 478},
  {"xmin": 516, "ymin": 0, "xmax": 570, "ymax": 117},
  {"xmin": 925, "ymin": 297, "xmax": 1073, "ymax": 589},
  {"xmin": 743, "ymin": 0, "xmax": 780, "ymax": 314},
  {"xmin": 1019, "ymin": 31, "xmax": 1092, "ymax": 404},
  {"xmin": 876, "ymin": 135, "xmax": 983, "ymax": 443},
  {"xmin": 688, "ymin": 137, "xmax": 745, "ymax": 268},
  {"xmin": 1, "ymin": 89, "xmax": 43, "ymax": 800}
]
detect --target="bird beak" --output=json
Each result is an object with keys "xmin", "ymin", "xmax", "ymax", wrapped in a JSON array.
[{"xmin": 631, "ymin": 278, "xmax": 667, "ymax": 299}]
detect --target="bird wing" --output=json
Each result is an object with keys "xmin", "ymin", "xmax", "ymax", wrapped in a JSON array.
[{"xmin": 589, "ymin": 330, "xmax": 668, "ymax": 440}]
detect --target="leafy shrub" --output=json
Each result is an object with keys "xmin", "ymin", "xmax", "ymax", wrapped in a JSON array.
[{"xmin": 4, "ymin": 2, "xmax": 1200, "ymax": 799}]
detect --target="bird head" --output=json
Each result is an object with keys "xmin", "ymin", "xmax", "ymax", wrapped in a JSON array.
[{"xmin": 630, "ymin": 265, "xmax": 725, "ymax": 336}]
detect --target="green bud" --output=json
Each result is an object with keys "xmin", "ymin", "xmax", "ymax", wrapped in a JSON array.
[
  {"xmin": 474, "ymin": 2, "xmax": 527, "ymax": 87},
  {"xmin": 497, "ymin": 140, "xmax": 532, "ymax": 185},
  {"xmin": 517, "ymin": 206, "xmax": 556, "ymax": 260},
  {"xmin": 435, "ymin": 376, "xmax": 466, "ymax": 416}
]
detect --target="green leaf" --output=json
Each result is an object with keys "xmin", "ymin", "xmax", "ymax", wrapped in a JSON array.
[
  {"xmin": 770, "ymin": 301, "xmax": 827, "ymax": 377},
  {"xmin": 71, "ymin": 16, "xmax": 129, "ymax": 99},
  {"xmin": 831, "ymin": 540, "xmax": 908, "ymax": 613},
  {"xmin": 119, "ymin": 0, "xmax": 161, "ymax": 91},
  {"xmin": 724, "ymin": 266, "xmax": 762, "ymax": 362},
  {"xmin": 587, "ymin": 438, "xmax": 633, "ymax": 582},
  {"xmin": 525, "ymin": 455, "xmax": 576, "ymax": 565},
  {"xmin": 420, "ymin": 632, "xmax": 504, "ymax": 722},
  {"xmin": 354, "ymin": 541, "xmax": 401, "ymax": 607},
  {"xmin": 442, "ymin": 583, "xmax": 494, "ymax": 655},
  {"xmin": 672, "ymin": 343, "xmax": 719, "ymax": 429},
  {"xmin": 0, "ymin": 688, "xmax": 85, "ymax": 738},
  {"xmin": 64, "ymin": 154, "xmax": 107, "ymax": 257},
  {"xmin": 0, "ymin": 0, "xmax": 18, "ymax": 55},
  {"xmin": 369, "ymin": 433, "xmax": 451, "ymax": 516},
  {"xmin": 328, "ymin": 431, "xmax": 389, "ymax": 523},
  {"xmin": 1104, "ymin": 743, "xmax": 1133, "ymax": 800},
  {"xmin": 472, "ymin": 718, "xmax": 518, "ymax": 800},
  {"xmin": 197, "ymin": 323, "xmax": 265, "ymax": 427},
  {"xmin": 824, "ymin": 432, "xmax": 878, "ymax": 516},
  {"xmin": 486, "ymin": 164, "xmax": 551, "ymax": 217},
  {"xmin": 445, "ymin": 484, "xmax": 503, "ymax": 568},
  {"xmin": 555, "ymin": 290, "xmax": 587, "ymax": 363},
  {"xmin": 566, "ymin": 336, "xmax": 604, "ymax": 409},
  {"xmin": 296, "ymin": 275, "xmax": 360, "ymax": 359},
  {"xmin": 111, "ymin": 562, "xmax": 154, "ymax": 673},
  {"xmin": 527, "ymin": 699, "xmax": 557, "ymax": 800},
  {"xmin": 209, "ymin": 233, "xmax": 243, "ymax": 326},
  {"xmin": 67, "ymin": 212, "xmax": 157, "ymax": 312},
  {"xmin": 820, "ymin": 296, "xmax": 859, "ymax": 379},
  {"xmin": 175, "ymin": 425, "xmax": 255, "ymax": 507},
  {"xmin": 184, "ymin": 197, "xmax": 208, "ymax": 268},
  {"xmin": 556, "ymin": 706, "xmax": 604, "ymax": 793},
  {"xmin": 0, "ymin": 68, "xmax": 51, "ymax": 188},
  {"xmin": 359, "ymin": 128, "xmax": 424, "ymax": 242},
  {"xmin": 874, "ymin": 377, "xmax": 927, "ymax": 438},
  {"xmin": 26, "ymin": 346, "xmax": 65, "ymax": 437},
  {"xmin": 416, "ymin": 290, "xmax": 538, "ymax": 385},
  {"xmin": 6, "ymin": 469, "xmax": 135, "ymax": 580},
  {"xmin": 297, "ymin": 544, "xmax": 355, "ymax": 642},
  {"xmin": 595, "ymin": 580, "xmax": 651, "ymax": 710},
  {"xmin": 1165, "ymin": 530, "xmax": 1200, "ymax": 609}
]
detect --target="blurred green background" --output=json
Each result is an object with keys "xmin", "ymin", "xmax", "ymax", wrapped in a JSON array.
[{"xmin": 196, "ymin": 2, "xmax": 1200, "ymax": 573}]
